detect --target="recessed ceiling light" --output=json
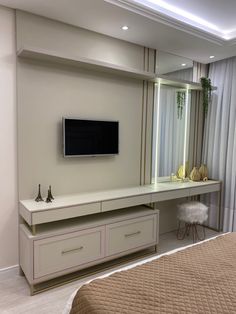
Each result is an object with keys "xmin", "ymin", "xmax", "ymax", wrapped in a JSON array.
[
  {"xmin": 121, "ymin": 25, "xmax": 129, "ymax": 30},
  {"xmin": 181, "ymin": 63, "xmax": 186, "ymax": 66},
  {"xmin": 209, "ymin": 55, "xmax": 215, "ymax": 59}
]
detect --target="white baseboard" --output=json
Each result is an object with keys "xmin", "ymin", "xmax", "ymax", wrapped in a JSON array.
[{"xmin": 0, "ymin": 264, "xmax": 19, "ymax": 279}]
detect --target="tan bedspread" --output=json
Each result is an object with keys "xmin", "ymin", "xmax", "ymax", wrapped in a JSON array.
[{"xmin": 70, "ymin": 233, "xmax": 236, "ymax": 313}]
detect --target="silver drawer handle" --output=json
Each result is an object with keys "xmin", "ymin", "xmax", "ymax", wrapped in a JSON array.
[
  {"xmin": 61, "ymin": 246, "xmax": 84, "ymax": 255},
  {"xmin": 125, "ymin": 231, "xmax": 141, "ymax": 238}
]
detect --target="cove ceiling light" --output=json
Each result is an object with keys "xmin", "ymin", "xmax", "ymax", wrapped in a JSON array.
[{"xmin": 129, "ymin": 0, "xmax": 236, "ymax": 40}]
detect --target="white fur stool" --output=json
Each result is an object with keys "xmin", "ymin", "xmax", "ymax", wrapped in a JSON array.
[{"xmin": 177, "ymin": 201, "xmax": 208, "ymax": 242}]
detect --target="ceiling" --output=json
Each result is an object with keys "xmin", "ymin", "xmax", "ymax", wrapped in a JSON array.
[
  {"xmin": 128, "ymin": 0, "xmax": 236, "ymax": 40},
  {"xmin": 1, "ymin": 0, "xmax": 236, "ymax": 64}
]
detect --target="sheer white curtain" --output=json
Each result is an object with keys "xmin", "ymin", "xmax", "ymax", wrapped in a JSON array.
[
  {"xmin": 202, "ymin": 57, "xmax": 236, "ymax": 231},
  {"xmin": 156, "ymin": 86, "xmax": 186, "ymax": 177}
]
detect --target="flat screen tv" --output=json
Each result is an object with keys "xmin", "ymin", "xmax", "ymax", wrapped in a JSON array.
[{"xmin": 63, "ymin": 118, "xmax": 119, "ymax": 157}]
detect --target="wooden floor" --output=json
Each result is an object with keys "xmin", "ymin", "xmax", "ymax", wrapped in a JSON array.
[{"xmin": 0, "ymin": 229, "xmax": 220, "ymax": 314}]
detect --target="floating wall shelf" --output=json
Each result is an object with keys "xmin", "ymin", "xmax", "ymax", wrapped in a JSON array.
[
  {"xmin": 17, "ymin": 47, "xmax": 156, "ymax": 81},
  {"xmin": 152, "ymin": 75, "xmax": 202, "ymax": 90},
  {"xmin": 17, "ymin": 47, "xmax": 217, "ymax": 90},
  {"xmin": 150, "ymin": 75, "xmax": 217, "ymax": 91}
]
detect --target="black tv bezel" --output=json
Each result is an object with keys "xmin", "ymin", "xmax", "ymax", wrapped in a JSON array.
[{"xmin": 62, "ymin": 117, "xmax": 119, "ymax": 157}]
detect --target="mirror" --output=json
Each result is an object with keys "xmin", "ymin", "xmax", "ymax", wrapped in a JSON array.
[
  {"xmin": 156, "ymin": 51, "xmax": 193, "ymax": 81},
  {"xmin": 152, "ymin": 83, "xmax": 191, "ymax": 181}
]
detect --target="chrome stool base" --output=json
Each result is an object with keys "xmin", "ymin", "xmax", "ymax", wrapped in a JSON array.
[{"xmin": 177, "ymin": 221, "xmax": 206, "ymax": 243}]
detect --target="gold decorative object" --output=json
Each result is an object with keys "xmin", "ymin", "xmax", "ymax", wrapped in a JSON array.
[
  {"xmin": 203, "ymin": 177, "xmax": 208, "ymax": 182},
  {"xmin": 177, "ymin": 161, "xmax": 189, "ymax": 179},
  {"xmin": 199, "ymin": 164, "xmax": 208, "ymax": 180},
  {"xmin": 190, "ymin": 167, "xmax": 201, "ymax": 181},
  {"xmin": 177, "ymin": 165, "xmax": 185, "ymax": 179}
]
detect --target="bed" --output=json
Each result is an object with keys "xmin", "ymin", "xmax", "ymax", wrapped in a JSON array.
[{"xmin": 66, "ymin": 233, "xmax": 236, "ymax": 313}]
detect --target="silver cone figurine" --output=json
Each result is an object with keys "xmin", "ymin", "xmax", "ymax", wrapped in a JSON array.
[{"xmin": 35, "ymin": 184, "xmax": 44, "ymax": 202}]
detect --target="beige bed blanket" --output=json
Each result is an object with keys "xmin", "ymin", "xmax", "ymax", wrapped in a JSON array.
[{"xmin": 70, "ymin": 233, "xmax": 236, "ymax": 313}]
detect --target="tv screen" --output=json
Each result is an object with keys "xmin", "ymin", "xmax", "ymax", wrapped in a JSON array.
[{"xmin": 63, "ymin": 118, "xmax": 119, "ymax": 157}]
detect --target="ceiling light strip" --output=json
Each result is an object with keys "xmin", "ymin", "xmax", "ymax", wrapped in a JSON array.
[{"xmin": 104, "ymin": 0, "xmax": 227, "ymax": 45}]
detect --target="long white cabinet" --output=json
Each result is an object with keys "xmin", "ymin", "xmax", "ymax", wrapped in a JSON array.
[
  {"xmin": 19, "ymin": 180, "xmax": 221, "ymax": 294},
  {"xmin": 20, "ymin": 180, "xmax": 221, "ymax": 231},
  {"xmin": 20, "ymin": 206, "xmax": 159, "ymax": 293}
]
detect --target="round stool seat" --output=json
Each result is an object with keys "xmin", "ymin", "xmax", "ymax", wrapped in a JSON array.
[{"xmin": 177, "ymin": 201, "xmax": 208, "ymax": 224}]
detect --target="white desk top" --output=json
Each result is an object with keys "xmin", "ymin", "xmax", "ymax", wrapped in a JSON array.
[{"xmin": 20, "ymin": 180, "xmax": 220, "ymax": 213}]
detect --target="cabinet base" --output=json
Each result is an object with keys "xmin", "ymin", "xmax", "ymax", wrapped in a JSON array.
[{"xmin": 27, "ymin": 245, "xmax": 158, "ymax": 295}]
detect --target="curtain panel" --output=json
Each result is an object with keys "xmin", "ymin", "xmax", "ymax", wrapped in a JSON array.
[{"xmin": 202, "ymin": 57, "xmax": 236, "ymax": 231}]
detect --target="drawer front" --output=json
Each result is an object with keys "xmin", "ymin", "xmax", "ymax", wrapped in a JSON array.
[
  {"xmin": 102, "ymin": 195, "xmax": 150, "ymax": 212},
  {"xmin": 32, "ymin": 202, "xmax": 101, "ymax": 224},
  {"xmin": 106, "ymin": 215, "xmax": 157, "ymax": 256},
  {"xmin": 34, "ymin": 227, "xmax": 104, "ymax": 278},
  {"xmin": 189, "ymin": 184, "xmax": 220, "ymax": 196},
  {"xmin": 151, "ymin": 189, "xmax": 189, "ymax": 202}
]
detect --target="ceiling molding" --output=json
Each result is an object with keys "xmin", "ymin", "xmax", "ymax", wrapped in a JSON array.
[
  {"xmin": 225, "ymin": 38, "xmax": 236, "ymax": 46},
  {"xmin": 105, "ymin": 0, "xmax": 231, "ymax": 46}
]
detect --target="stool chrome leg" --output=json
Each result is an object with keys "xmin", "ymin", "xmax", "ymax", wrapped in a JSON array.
[
  {"xmin": 193, "ymin": 224, "xmax": 205, "ymax": 241},
  {"xmin": 192, "ymin": 224, "xmax": 195, "ymax": 243},
  {"xmin": 177, "ymin": 222, "xmax": 206, "ymax": 242},
  {"xmin": 177, "ymin": 221, "xmax": 189, "ymax": 240},
  {"xmin": 186, "ymin": 223, "xmax": 191, "ymax": 236}
]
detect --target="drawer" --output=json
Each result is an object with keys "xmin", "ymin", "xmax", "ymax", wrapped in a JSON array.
[
  {"xmin": 102, "ymin": 194, "xmax": 150, "ymax": 212},
  {"xmin": 189, "ymin": 184, "xmax": 220, "ymax": 196},
  {"xmin": 32, "ymin": 202, "xmax": 101, "ymax": 224},
  {"xmin": 106, "ymin": 214, "xmax": 157, "ymax": 256},
  {"xmin": 151, "ymin": 189, "xmax": 189, "ymax": 202},
  {"xmin": 34, "ymin": 227, "xmax": 105, "ymax": 278}
]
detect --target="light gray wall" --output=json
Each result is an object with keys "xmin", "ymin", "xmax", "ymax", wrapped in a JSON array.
[
  {"xmin": 16, "ymin": 12, "xmax": 150, "ymax": 199},
  {"xmin": 159, "ymin": 202, "xmax": 178, "ymax": 234},
  {"xmin": 16, "ymin": 11, "xmax": 145, "ymax": 70},
  {"xmin": 0, "ymin": 6, "xmax": 17, "ymax": 269},
  {"xmin": 16, "ymin": 11, "xmax": 178, "ymax": 239},
  {"xmin": 18, "ymin": 61, "xmax": 143, "ymax": 198}
]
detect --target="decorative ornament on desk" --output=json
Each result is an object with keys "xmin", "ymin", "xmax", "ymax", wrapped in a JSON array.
[
  {"xmin": 35, "ymin": 184, "xmax": 44, "ymax": 202},
  {"xmin": 177, "ymin": 165, "xmax": 183, "ymax": 179},
  {"xmin": 46, "ymin": 188, "xmax": 52, "ymax": 203},
  {"xmin": 177, "ymin": 161, "xmax": 189, "ymax": 179},
  {"xmin": 170, "ymin": 173, "xmax": 177, "ymax": 182},
  {"xmin": 48, "ymin": 185, "xmax": 54, "ymax": 200},
  {"xmin": 199, "ymin": 164, "xmax": 208, "ymax": 181},
  {"xmin": 45, "ymin": 185, "xmax": 54, "ymax": 203},
  {"xmin": 190, "ymin": 167, "xmax": 201, "ymax": 181}
]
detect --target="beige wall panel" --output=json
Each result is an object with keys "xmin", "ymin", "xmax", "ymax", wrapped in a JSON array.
[
  {"xmin": 158, "ymin": 201, "xmax": 178, "ymax": 234},
  {"xmin": 16, "ymin": 11, "xmax": 145, "ymax": 71},
  {"xmin": 157, "ymin": 198, "xmax": 187, "ymax": 234},
  {"xmin": 144, "ymin": 82, "xmax": 154, "ymax": 184},
  {"xmin": 0, "ymin": 6, "xmax": 18, "ymax": 269},
  {"xmin": 18, "ymin": 60, "xmax": 143, "ymax": 199}
]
